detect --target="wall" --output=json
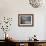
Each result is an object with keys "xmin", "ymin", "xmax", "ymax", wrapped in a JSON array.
[{"xmin": 0, "ymin": 0, "xmax": 46, "ymax": 40}]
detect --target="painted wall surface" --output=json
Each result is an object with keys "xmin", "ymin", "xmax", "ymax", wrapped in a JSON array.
[{"xmin": 0, "ymin": 0, "xmax": 46, "ymax": 40}]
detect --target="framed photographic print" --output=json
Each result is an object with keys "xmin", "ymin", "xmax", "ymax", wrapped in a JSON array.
[{"xmin": 18, "ymin": 14, "xmax": 34, "ymax": 27}]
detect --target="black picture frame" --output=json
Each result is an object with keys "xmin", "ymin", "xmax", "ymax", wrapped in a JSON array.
[{"xmin": 18, "ymin": 14, "xmax": 34, "ymax": 27}]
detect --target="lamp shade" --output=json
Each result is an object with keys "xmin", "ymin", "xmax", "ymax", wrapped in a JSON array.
[{"xmin": 29, "ymin": 0, "xmax": 44, "ymax": 8}]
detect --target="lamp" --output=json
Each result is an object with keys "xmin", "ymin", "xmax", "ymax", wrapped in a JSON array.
[
  {"xmin": 1, "ymin": 17, "xmax": 12, "ymax": 40},
  {"xmin": 29, "ymin": 0, "xmax": 45, "ymax": 8}
]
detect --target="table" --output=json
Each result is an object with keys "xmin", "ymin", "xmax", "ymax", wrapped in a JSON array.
[{"xmin": 5, "ymin": 39, "xmax": 46, "ymax": 46}]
